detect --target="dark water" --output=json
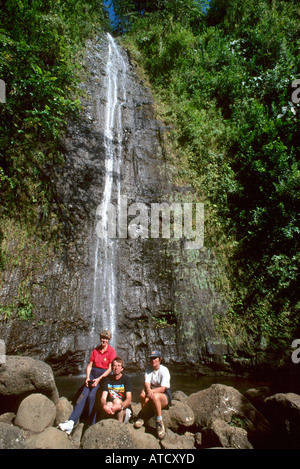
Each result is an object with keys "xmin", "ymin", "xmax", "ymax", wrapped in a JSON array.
[{"xmin": 55, "ymin": 372, "xmax": 271, "ymax": 403}]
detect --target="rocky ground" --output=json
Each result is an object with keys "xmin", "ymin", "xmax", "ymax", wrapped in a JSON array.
[{"xmin": 1, "ymin": 355, "xmax": 300, "ymax": 449}]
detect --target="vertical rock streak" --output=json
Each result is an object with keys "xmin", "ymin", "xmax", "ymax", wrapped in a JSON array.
[{"xmin": 91, "ymin": 34, "xmax": 127, "ymax": 347}]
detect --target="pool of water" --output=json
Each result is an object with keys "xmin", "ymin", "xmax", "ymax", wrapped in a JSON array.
[{"xmin": 55, "ymin": 372, "xmax": 272, "ymax": 403}]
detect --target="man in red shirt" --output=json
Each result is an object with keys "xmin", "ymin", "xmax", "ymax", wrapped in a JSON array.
[{"xmin": 58, "ymin": 330, "xmax": 117, "ymax": 434}]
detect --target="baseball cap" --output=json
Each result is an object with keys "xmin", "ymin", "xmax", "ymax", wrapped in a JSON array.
[{"xmin": 148, "ymin": 350, "xmax": 162, "ymax": 358}]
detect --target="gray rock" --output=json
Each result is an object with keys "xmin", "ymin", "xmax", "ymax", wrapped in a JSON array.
[
  {"xmin": 202, "ymin": 418, "xmax": 253, "ymax": 449},
  {"xmin": 81, "ymin": 419, "xmax": 134, "ymax": 449},
  {"xmin": 27, "ymin": 426, "xmax": 74, "ymax": 449},
  {"xmin": 163, "ymin": 400, "xmax": 194, "ymax": 432},
  {"xmin": 244, "ymin": 386, "xmax": 272, "ymax": 412},
  {"xmin": 171, "ymin": 390, "xmax": 188, "ymax": 402},
  {"xmin": 71, "ymin": 423, "xmax": 84, "ymax": 446},
  {"xmin": 127, "ymin": 423, "xmax": 160, "ymax": 449},
  {"xmin": 161, "ymin": 428, "xmax": 195, "ymax": 449},
  {"xmin": 55, "ymin": 396, "xmax": 73, "ymax": 425},
  {"xmin": 0, "ymin": 356, "xmax": 59, "ymax": 409},
  {"xmin": 0, "ymin": 412, "xmax": 15, "ymax": 424},
  {"xmin": 131, "ymin": 402, "xmax": 141, "ymax": 419},
  {"xmin": 186, "ymin": 383, "xmax": 271, "ymax": 448},
  {"xmin": 263, "ymin": 392, "xmax": 300, "ymax": 448},
  {"xmin": 0, "ymin": 422, "xmax": 28, "ymax": 449}
]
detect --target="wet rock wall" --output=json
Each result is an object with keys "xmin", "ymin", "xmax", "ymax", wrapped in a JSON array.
[{"xmin": 0, "ymin": 33, "xmax": 228, "ymax": 375}]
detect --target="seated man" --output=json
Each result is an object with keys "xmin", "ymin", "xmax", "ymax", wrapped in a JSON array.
[
  {"xmin": 100, "ymin": 356, "xmax": 132, "ymax": 423},
  {"xmin": 134, "ymin": 350, "xmax": 171, "ymax": 439}
]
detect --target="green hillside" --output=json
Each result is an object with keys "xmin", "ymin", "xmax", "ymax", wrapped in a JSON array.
[{"xmin": 113, "ymin": 0, "xmax": 300, "ymax": 362}]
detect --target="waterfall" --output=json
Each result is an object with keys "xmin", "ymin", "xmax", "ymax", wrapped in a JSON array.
[{"xmin": 90, "ymin": 34, "xmax": 127, "ymax": 348}]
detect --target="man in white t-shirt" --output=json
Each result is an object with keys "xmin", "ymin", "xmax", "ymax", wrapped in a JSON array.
[{"xmin": 134, "ymin": 350, "xmax": 172, "ymax": 439}]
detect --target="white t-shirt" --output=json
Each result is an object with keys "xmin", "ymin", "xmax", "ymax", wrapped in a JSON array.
[{"xmin": 145, "ymin": 364, "xmax": 170, "ymax": 389}]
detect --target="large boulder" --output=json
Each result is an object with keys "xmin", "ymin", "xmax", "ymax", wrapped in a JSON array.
[
  {"xmin": 162, "ymin": 400, "xmax": 194, "ymax": 432},
  {"xmin": 27, "ymin": 426, "xmax": 74, "ymax": 449},
  {"xmin": 0, "ymin": 412, "xmax": 15, "ymax": 424},
  {"xmin": 186, "ymin": 384, "xmax": 271, "ymax": 448},
  {"xmin": 14, "ymin": 393, "xmax": 56, "ymax": 433},
  {"xmin": 244, "ymin": 386, "xmax": 272, "ymax": 413},
  {"xmin": 55, "ymin": 396, "xmax": 73, "ymax": 426},
  {"xmin": 81, "ymin": 419, "xmax": 135, "ymax": 449},
  {"xmin": 201, "ymin": 418, "xmax": 253, "ymax": 449},
  {"xmin": 0, "ymin": 422, "xmax": 28, "ymax": 449},
  {"xmin": 171, "ymin": 390, "xmax": 188, "ymax": 403},
  {"xmin": 0, "ymin": 356, "xmax": 59, "ymax": 412},
  {"xmin": 127, "ymin": 423, "xmax": 160, "ymax": 449},
  {"xmin": 263, "ymin": 392, "xmax": 300, "ymax": 448},
  {"xmin": 144, "ymin": 400, "xmax": 194, "ymax": 434},
  {"xmin": 161, "ymin": 429, "xmax": 195, "ymax": 449}
]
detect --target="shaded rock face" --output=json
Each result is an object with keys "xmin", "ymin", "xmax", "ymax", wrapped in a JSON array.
[
  {"xmin": 0, "ymin": 422, "xmax": 28, "ymax": 450},
  {"xmin": 0, "ymin": 33, "xmax": 227, "ymax": 374},
  {"xmin": 0, "ymin": 356, "xmax": 59, "ymax": 413}
]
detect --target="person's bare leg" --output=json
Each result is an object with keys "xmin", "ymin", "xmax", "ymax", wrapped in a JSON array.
[
  {"xmin": 151, "ymin": 393, "xmax": 168, "ymax": 439},
  {"xmin": 151, "ymin": 392, "xmax": 168, "ymax": 417},
  {"xmin": 113, "ymin": 398, "xmax": 125, "ymax": 422},
  {"xmin": 140, "ymin": 389, "xmax": 149, "ymax": 408},
  {"xmin": 134, "ymin": 389, "xmax": 150, "ymax": 428}
]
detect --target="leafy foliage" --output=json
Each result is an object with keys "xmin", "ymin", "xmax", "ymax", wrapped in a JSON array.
[
  {"xmin": 0, "ymin": 0, "xmax": 107, "ymax": 225},
  {"xmin": 114, "ymin": 0, "xmax": 300, "ymax": 360},
  {"xmin": 110, "ymin": 0, "xmax": 208, "ymax": 32},
  {"xmin": 0, "ymin": 0, "xmax": 107, "ymax": 319}
]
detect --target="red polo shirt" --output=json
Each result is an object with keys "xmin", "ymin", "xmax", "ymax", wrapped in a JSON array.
[{"xmin": 89, "ymin": 344, "xmax": 117, "ymax": 369}]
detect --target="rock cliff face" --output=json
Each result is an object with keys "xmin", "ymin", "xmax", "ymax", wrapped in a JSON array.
[{"xmin": 0, "ymin": 33, "xmax": 228, "ymax": 375}]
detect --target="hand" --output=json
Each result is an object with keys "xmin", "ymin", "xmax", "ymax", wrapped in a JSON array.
[
  {"xmin": 104, "ymin": 403, "xmax": 115, "ymax": 415},
  {"xmin": 92, "ymin": 377, "xmax": 101, "ymax": 387},
  {"xmin": 85, "ymin": 378, "xmax": 97, "ymax": 387},
  {"xmin": 147, "ymin": 389, "xmax": 155, "ymax": 399},
  {"xmin": 85, "ymin": 378, "xmax": 92, "ymax": 387}
]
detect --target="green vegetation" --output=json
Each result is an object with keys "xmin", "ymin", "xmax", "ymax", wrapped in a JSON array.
[
  {"xmin": 0, "ymin": 216, "xmax": 58, "ymax": 321},
  {"xmin": 152, "ymin": 311, "xmax": 177, "ymax": 328},
  {"xmin": 1, "ymin": 0, "xmax": 299, "ymax": 362},
  {"xmin": 0, "ymin": 0, "xmax": 107, "ymax": 227},
  {"xmin": 229, "ymin": 414, "xmax": 249, "ymax": 431},
  {"xmin": 112, "ymin": 0, "xmax": 300, "ymax": 362}
]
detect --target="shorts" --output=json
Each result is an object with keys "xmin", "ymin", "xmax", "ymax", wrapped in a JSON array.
[
  {"xmin": 164, "ymin": 388, "xmax": 172, "ymax": 406},
  {"xmin": 145, "ymin": 386, "xmax": 172, "ymax": 406}
]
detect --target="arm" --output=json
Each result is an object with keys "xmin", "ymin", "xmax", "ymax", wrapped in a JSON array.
[
  {"xmin": 119, "ymin": 391, "xmax": 132, "ymax": 411},
  {"xmin": 100, "ymin": 390, "xmax": 113, "ymax": 414},
  {"xmin": 109, "ymin": 391, "xmax": 132, "ymax": 414},
  {"xmin": 150, "ymin": 386, "xmax": 167, "ymax": 394},
  {"xmin": 91, "ymin": 363, "xmax": 112, "ymax": 387},
  {"xmin": 85, "ymin": 361, "xmax": 93, "ymax": 386},
  {"xmin": 145, "ymin": 382, "xmax": 166, "ymax": 398}
]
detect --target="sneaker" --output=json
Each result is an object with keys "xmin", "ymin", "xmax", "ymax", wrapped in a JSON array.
[
  {"xmin": 156, "ymin": 420, "xmax": 165, "ymax": 439},
  {"xmin": 58, "ymin": 419, "xmax": 74, "ymax": 435},
  {"xmin": 134, "ymin": 418, "xmax": 144, "ymax": 429}
]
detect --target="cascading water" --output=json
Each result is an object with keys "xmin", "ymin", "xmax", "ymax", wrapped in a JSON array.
[
  {"xmin": 90, "ymin": 34, "xmax": 127, "ymax": 348},
  {"xmin": 0, "ymin": 31, "xmax": 228, "ymax": 376}
]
